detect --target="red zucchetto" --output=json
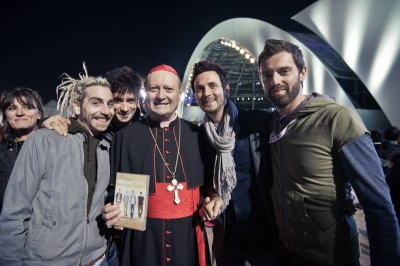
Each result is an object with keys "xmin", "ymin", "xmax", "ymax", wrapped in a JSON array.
[{"xmin": 148, "ymin": 64, "xmax": 179, "ymax": 78}]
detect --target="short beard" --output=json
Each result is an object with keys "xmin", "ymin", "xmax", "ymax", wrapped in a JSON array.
[{"xmin": 265, "ymin": 80, "xmax": 301, "ymax": 108}]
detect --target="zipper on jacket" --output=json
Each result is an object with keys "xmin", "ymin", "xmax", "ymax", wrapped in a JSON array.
[
  {"xmin": 280, "ymin": 138, "xmax": 289, "ymax": 248},
  {"xmin": 79, "ymin": 136, "xmax": 90, "ymax": 265}
]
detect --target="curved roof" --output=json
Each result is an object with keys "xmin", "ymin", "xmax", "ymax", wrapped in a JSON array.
[{"xmin": 293, "ymin": 0, "xmax": 400, "ymax": 128}]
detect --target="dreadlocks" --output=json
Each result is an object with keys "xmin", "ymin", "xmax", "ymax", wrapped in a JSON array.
[{"xmin": 56, "ymin": 62, "xmax": 110, "ymax": 117}]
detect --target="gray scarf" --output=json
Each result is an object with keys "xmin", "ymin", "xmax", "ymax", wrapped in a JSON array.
[{"xmin": 203, "ymin": 100, "xmax": 238, "ymax": 210}]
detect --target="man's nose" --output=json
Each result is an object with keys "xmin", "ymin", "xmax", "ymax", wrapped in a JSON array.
[
  {"xmin": 157, "ymin": 89, "xmax": 166, "ymax": 99},
  {"xmin": 121, "ymin": 101, "xmax": 129, "ymax": 111},
  {"xmin": 100, "ymin": 104, "xmax": 113, "ymax": 116},
  {"xmin": 203, "ymin": 86, "xmax": 212, "ymax": 96},
  {"xmin": 271, "ymin": 72, "xmax": 281, "ymax": 86}
]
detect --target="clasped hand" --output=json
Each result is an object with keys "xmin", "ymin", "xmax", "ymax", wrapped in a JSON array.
[{"xmin": 199, "ymin": 195, "xmax": 224, "ymax": 222}]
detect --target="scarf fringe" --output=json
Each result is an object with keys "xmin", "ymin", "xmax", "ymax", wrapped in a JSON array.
[{"xmin": 214, "ymin": 165, "xmax": 236, "ymax": 210}]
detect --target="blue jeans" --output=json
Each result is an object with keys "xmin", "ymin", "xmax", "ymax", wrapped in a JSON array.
[
  {"xmin": 106, "ymin": 243, "xmax": 119, "ymax": 266},
  {"xmin": 130, "ymin": 204, "xmax": 135, "ymax": 217}
]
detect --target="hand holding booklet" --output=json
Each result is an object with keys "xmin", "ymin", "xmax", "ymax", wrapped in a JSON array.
[{"xmin": 113, "ymin": 172, "xmax": 150, "ymax": 231}]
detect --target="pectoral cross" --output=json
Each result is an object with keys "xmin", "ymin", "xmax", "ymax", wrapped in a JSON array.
[{"xmin": 167, "ymin": 178, "xmax": 183, "ymax": 204}]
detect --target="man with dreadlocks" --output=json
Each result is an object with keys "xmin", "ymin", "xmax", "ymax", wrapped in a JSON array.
[
  {"xmin": 0, "ymin": 63, "xmax": 118, "ymax": 266},
  {"xmin": 40, "ymin": 66, "xmax": 144, "ymax": 265}
]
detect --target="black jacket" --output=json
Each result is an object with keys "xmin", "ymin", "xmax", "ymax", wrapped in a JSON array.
[
  {"xmin": 198, "ymin": 107, "xmax": 278, "ymax": 249},
  {"xmin": 386, "ymin": 162, "xmax": 400, "ymax": 226},
  {"xmin": 0, "ymin": 140, "xmax": 24, "ymax": 213}
]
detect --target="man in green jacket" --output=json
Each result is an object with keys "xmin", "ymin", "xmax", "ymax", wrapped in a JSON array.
[{"xmin": 258, "ymin": 39, "xmax": 400, "ymax": 266}]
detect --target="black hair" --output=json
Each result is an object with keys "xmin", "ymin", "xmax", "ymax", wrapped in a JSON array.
[
  {"xmin": 0, "ymin": 87, "xmax": 45, "ymax": 140},
  {"xmin": 190, "ymin": 60, "xmax": 228, "ymax": 94},
  {"xmin": 383, "ymin": 126, "xmax": 400, "ymax": 141},
  {"xmin": 105, "ymin": 66, "xmax": 143, "ymax": 97}
]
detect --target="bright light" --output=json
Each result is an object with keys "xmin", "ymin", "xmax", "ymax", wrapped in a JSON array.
[
  {"xmin": 140, "ymin": 89, "xmax": 146, "ymax": 98},
  {"xmin": 368, "ymin": 1, "xmax": 400, "ymax": 91}
]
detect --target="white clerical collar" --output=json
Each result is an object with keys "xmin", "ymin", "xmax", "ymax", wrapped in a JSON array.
[{"xmin": 152, "ymin": 114, "xmax": 177, "ymax": 128}]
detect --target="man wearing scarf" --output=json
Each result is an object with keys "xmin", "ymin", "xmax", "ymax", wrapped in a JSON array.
[{"xmin": 192, "ymin": 60, "xmax": 278, "ymax": 266}]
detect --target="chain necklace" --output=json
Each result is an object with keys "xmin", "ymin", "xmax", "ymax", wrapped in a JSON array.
[{"xmin": 146, "ymin": 117, "xmax": 181, "ymax": 181}]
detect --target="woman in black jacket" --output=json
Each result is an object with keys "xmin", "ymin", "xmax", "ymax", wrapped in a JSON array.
[{"xmin": 0, "ymin": 87, "xmax": 45, "ymax": 213}]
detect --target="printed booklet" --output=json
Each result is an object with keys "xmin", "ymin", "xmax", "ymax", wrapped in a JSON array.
[{"xmin": 114, "ymin": 172, "xmax": 150, "ymax": 231}]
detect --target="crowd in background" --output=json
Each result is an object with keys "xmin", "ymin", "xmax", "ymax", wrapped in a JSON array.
[{"xmin": 370, "ymin": 126, "xmax": 400, "ymax": 225}]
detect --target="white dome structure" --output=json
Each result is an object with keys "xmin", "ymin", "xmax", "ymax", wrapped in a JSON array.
[{"xmin": 180, "ymin": 0, "xmax": 400, "ymax": 131}]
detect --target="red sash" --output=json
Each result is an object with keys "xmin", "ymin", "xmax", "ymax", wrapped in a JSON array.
[{"xmin": 147, "ymin": 182, "xmax": 207, "ymax": 266}]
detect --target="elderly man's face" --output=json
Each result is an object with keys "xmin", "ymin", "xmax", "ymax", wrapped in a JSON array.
[{"xmin": 144, "ymin": 70, "xmax": 181, "ymax": 122}]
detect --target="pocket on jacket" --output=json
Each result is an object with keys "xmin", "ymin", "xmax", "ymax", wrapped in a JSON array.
[
  {"xmin": 285, "ymin": 191, "xmax": 326, "ymax": 243},
  {"xmin": 285, "ymin": 191, "xmax": 358, "ymax": 245},
  {"xmin": 31, "ymin": 197, "xmax": 61, "ymax": 258}
]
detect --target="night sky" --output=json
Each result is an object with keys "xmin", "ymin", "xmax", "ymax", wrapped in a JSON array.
[{"xmin": 0, "ymin": 1, "xmax": 317, "ymax": 103}]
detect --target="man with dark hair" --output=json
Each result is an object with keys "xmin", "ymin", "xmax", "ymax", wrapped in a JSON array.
[
  {"xmin": 123, "ymin": 190, "xmax": 129, "ymax": 217},
  {"xmin": 115, "ymin": 189, "xmax": 122, "ymax": 204},
  {"xmin": 191, "ymin": 60, "xmax": 277, "ymax": 266},
  {"xmin": 137, "ymin": 191, "xmax": 144, "ymax": 218},
  {"xmin": 258, "ymin": 39, "xmax": 400, "ymax": 266},
  {"xmin": 376, "ymin": 125, "xmax": 400, "ymax": 172},
  {"xmin": 103, "ymin": 66, "xmax": 143, "ymax": 141}
]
